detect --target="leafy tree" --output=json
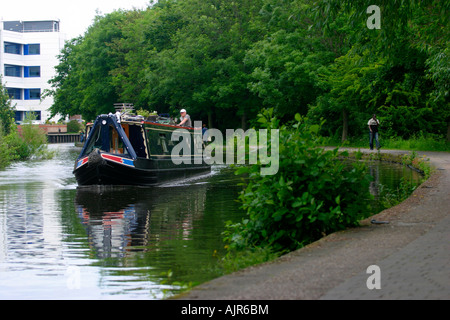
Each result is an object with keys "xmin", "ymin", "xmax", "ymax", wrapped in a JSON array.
[
  {"xmin": 45, "ymin": 37, "xmax": 83, "ymax": 119},
  {"xmin": 244, "ymin": 0, "xmax": 350, "ymax": 121},
  {"xmin": 109, "ymin": 1, "xmax": 185, "ymax": 112},
  {"xmin": 47, "ymin": 10, "xmax": 134, "ymax": 121},
  {"xmin": 153, "ymin": 0, "xmax": 266, "ymax": 129},
  {"xmin": 106, "ymin": 0, "xmax": 267, "ymax": 129},
  {"xmin": 0, "ymin": 78, "xmax": 15, "ymax": 135},
  {"xmin": 308, "ymin": 48, "xmax": 385, "ymax": 141},
  {"xmin": 313, "ymin": 0, "xmax": 450, "ymax": 140},
  {"xmin": 46, "ymin": 0, "xmax": 448, "ymax": 141}
]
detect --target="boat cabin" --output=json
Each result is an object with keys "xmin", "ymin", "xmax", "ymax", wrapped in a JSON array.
[{"xmin": 74, "ymin": 104, "xmax": 209, "ymax": 186}]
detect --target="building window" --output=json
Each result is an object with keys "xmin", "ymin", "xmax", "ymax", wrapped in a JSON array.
[
  {"xmin": 7, "ymin": 88, "xmax": 22, "ymax": 100},
  {"xmin": 24, "ymin": 88, "xmax": 41, "ymax": 100},
  {"xmin": 4, "ymin": 21, "xmax": 24, "ymax": 32},
  {"xmin": 14, "ymin": 111, "xmax": 40, "ymax": 122},
  {"xmin": 24, "ymin": 21, "xmax": 54, "ymax": 32},
  {"xmin": 4, "ymin": 64, "xmax": 22, "ymax": 77},
  {"xmin": 4, "ymin": 42, "xmax": 22, "ymax": 54},
  {"xmin": 15, "ymin": 111, "xmax": 24, "ymax": 122},
  {"xmin": 24, "ymin": 66, "xmax": 41, "ymax": 77},
  {"xmin": 3, "ymin": 20, "xmax": 60, "ymax": 33},
  {"xmin": 24, "ymin": 44, "xmax": 40, "ymax": 55}
]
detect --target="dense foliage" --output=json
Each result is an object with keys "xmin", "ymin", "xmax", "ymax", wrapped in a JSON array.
[
  {"xmin": 223, "ymin": 110, "xmax": 373, "ymax": 252},
  {"xmin": 1, "ymin": 81, "xmax": 52, "ymax": 168},
  {"xmin": 0, "ymin": 78, "xmax": 15, "ymax": 135},
  {"xmin": 45, "ymin": 0, "xmax": 449, "ymax": 142}
]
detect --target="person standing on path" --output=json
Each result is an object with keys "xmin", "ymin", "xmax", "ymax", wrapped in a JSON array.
[{"xmin": 368, "ymin": 114, "xmax": 380, "ymax": 150}]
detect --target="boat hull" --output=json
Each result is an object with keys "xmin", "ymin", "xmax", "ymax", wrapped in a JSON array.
[{"xmin": 73, "ymin": 153, "xmax": 211, "ymax": 186}]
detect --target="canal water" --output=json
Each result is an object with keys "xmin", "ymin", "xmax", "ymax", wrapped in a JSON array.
[{"xmin": 0, "ymin": 144, "xmax": 421, "ymax": 299}]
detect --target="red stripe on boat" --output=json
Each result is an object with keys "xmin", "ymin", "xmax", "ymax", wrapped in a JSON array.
[{"xmin": 101, "ymin": 154, "xmax": 123, "ymax": 163}]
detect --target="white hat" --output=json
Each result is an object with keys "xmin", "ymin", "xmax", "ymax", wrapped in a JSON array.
[{"xmin": 180, "ymin": 109, "xmax": 186, "ymax": 113}]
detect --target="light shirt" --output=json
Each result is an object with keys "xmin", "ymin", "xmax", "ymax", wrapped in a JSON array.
[{"xmin": 180, "ymin": 114, "xmax": 192, "ymax": 127}]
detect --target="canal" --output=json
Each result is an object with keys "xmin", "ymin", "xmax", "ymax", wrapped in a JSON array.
[{"xmin": 0, "ymin": 144, "xmax": 421, "ymax": 299}]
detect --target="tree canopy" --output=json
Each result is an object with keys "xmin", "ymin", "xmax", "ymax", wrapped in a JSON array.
[{"xmin": 45, "ymin": 0, "xmax": 449, "ymax": 140}]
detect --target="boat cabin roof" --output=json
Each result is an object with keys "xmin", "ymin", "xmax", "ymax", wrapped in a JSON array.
[{"xmin": 78, "ymin": 112, "xmax": 200, "ymax": 162}]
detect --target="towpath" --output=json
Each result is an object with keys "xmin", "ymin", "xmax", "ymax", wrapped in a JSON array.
[{"xmin": 178, "ymin": 149, "xmax": 450, "ymax": 300}]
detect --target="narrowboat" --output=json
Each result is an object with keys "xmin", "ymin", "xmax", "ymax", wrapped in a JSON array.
[{"xmin": 73, "ymin": 105, "xmax": 210, "ymax": 186}]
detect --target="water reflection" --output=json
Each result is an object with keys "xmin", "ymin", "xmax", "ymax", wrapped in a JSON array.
[
  {"xmin": 69, "ymin": 167, "xmax": 244, "ymax": 298},
  {"xmin": 74, "ymin": 184, "xmax": 210, "ymax": 260},
  {"xmin": 366, "ymin": 160, "xmax": 422, "ymax": 213}
]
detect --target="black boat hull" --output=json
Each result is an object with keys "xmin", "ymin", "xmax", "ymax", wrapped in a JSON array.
[{"xmin": 73, "ymin": 155, "xmax": 211, "ymax": 186}]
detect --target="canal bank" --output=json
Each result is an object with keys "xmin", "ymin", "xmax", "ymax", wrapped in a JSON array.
[{"xmin": 178, "ymin": 149, "xmax": 450, "ymax": 300}]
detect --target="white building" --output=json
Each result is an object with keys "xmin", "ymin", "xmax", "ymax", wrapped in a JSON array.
[{"xmin": 0, "ymin": 20, "xmax": 66, "ymax": 123}]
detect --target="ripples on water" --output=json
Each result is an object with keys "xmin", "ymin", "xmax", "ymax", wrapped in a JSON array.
[
  {"xmin": 0, "ymin": 144, "xmax": 421, "ymax": 299},
  {"xmin": 0, "ymin": 144, "xmax": 244, "ymax": 299}
]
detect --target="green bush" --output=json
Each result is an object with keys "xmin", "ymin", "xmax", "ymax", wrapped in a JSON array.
[
  {"xmin": 0, "ymin": 116, "xmax": 54, "ymax": 169},
  {"xmin": 0, "ymin": 126, "xmax": 11, "ymax": 169},
  {"xmin": 67, "ymin": 120, "xmax": 81, "ymax": 133},
  {"xmin": 4, "ymin": 129, "xmax": 29, "ymax": 160},
  {"xmin": 224, "ymin": 110, "xmax": 373, "ymax": 253},
  {"xmin": 21, "ymin": 121, "xmax": 48, "ymax": 157}
]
